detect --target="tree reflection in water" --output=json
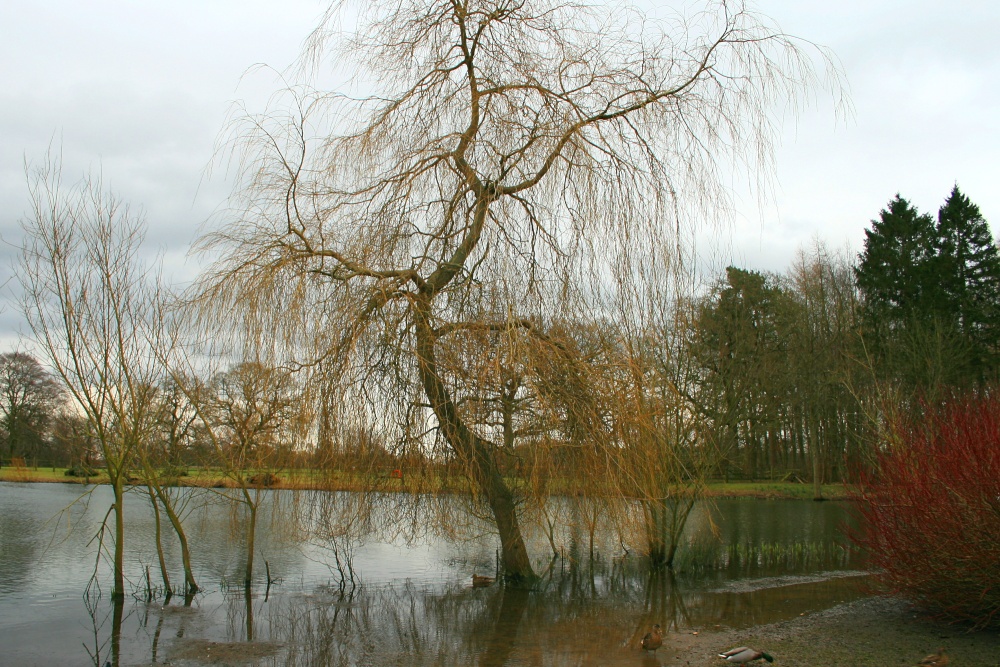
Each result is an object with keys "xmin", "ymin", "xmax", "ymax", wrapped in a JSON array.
[
  {"xmin": 83, "ymin": 588, "xmax": 125, "ymax": 667},
  {"xmin": 61, "ymin": 494, "xmax": 867, "ymax": 665},
  {"xmin": 75, "ymin": 554, "xmax": 865, "ymax": 666}
]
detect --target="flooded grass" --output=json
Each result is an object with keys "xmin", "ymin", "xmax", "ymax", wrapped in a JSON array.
[{"xmin": 674, "ymin": 540, "xmax": 860, "ymax": 576}]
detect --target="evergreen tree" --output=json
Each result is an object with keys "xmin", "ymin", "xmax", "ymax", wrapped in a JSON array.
[
  {"xmin": 854, "ymin": 195, "xmax": 937, "ymax": 326},
  {"xmin": 855, "ymin": 195, "xmax": 959, "ymax": 396},
  {"xmin": 855, "ymin": 189, "xmax": 1000, "ymax": 393},
  {"xmin": 933, "ymin": 185, "xmax": 1000, "ymax": 376}
]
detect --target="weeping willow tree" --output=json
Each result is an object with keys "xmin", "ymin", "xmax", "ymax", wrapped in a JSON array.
[
  {"xmin": 192, "ymin": 0, "xmax": 841, "ymax": 582},
  {"xmin": 596, "ymin": 240, "xmax": 713, "ymax": 569}
]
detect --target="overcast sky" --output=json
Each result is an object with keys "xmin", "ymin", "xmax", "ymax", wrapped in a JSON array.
[{"xmin": 2, "ymin": 1, "xmax": 998, "ymax": 349}]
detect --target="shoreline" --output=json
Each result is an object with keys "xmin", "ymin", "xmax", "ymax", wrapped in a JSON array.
[
  {"xmin": 0, "ymin": 469, "xmax": 850, "ymax": 500},
  {"xmin": 148, "ymin": 594, "xmax": 999, "ymax": 666},
  {"xmin": 670, "ymin": 595, "xmax": 1000, "ymax": 667}
]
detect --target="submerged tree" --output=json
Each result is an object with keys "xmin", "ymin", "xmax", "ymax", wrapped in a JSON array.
[
  {"xmin": 19, "ymin": 157, "xmax": 165, "ymax": 599},
  {"xmin": 135, "ymin": 376, "xmax": 205, "ymax": 596},
  {"xmin": 609, "ymin": 297, "xmax": 709, "ymax": 567},
  {"xmin": 207, "ymin": 360, "xmax": 304, "ymax": 589},
  {"xmin": 194, "ymin": 0, "xmax": 841, "ymax": 581}
]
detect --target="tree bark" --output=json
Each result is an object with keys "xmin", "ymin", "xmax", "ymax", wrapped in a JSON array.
[
  {"xmin": 111, "ymin": 476, "xmax": 126, "ymax": 600},
  {"xmin": 244, "ymin": 491, "xmax": 258, "ymax": 589},
  {"xmin": 148, "ymin": 486, "xmax": 171, "ymax": 594},
  {"xmin": 243, "ymin": 505, "xmax": 257, "ymax": 589},
  {"xmin": 154, "ymin": 485, "xmax": 198, "ymax": 593},
  {"xmin": 414, "ymin": 300, "xmax": 536, "ymax": 583}
]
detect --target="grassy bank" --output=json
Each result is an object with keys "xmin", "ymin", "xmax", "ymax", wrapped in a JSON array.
[
  {"xmin": 0, "ymin": 465, "xmax": 849, "ymax": 499},
  {"xmin": 705, "ymin": 481, "xmax": 849, "ymax": 500}
]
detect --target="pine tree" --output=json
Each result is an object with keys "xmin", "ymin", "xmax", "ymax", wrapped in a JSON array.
[
  {"xmin": 933, "ymin": 185, "xmax": 1000, "ymax": 376},
  {"xmin": 856, "ymin": 195, "xmax": 960, "ymax": 396},
  {"xmin": 855, "ymin": 189, "xmax": 1000, "ymax": 392},
  {"xmin": 855, "ymin": 195, "xmax": 937, "ymax": 326}
]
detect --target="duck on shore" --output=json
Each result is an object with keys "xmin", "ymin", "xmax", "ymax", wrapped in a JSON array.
[
  {"xmin": 916, "ymin": 648, "xmax": 948, "ymax": 666},
  {"xmin": 640, "ymin": 624, "xmax": 663, "ymax": 652},
  {"xmin": 719, "ymin": 646, "xmax": 774, "ymax": 663}
]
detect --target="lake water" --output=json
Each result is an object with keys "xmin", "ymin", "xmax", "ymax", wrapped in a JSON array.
[{"xmin": 0, "ymin": 482, "xmax": 866, "ymax": 666}]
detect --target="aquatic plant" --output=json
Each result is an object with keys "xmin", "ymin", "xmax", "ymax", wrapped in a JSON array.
[{"xmin": 673, "ymin": 540, "xmax": 856, "ymax": 575}]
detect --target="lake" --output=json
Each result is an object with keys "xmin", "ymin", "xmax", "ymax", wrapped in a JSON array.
[{"xmin": 0, "ymin": 482, "xmax": 866, "ymax": 666}]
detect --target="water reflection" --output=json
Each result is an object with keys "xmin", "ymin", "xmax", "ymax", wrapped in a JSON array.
[
  {"xmin": 1, "ymin": 483, "xmax": 865, "ymax": 666},
  {"xmin": 103, "ymin": 560, "xmax": 865, "ymax": 667}
]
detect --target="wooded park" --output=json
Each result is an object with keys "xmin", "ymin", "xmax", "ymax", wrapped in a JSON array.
[{"xmin": 7, "ymin": 0, "xmax": 1000, "ymax": 634}]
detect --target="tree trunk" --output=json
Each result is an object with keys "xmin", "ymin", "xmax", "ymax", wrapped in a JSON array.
[
  {"xmin": 647, "ymin": 501, "xmax": 667, "ymax": 568},
  {"xmin": 414, "ymin": 303, "xmax": 536, "ymax": 583},
  {"xmin": 647, "ymin": 494, "xmax": 696, "ymax": 569},
  {"xmin": 155, "ymin": 486, "xmax": 198, "ymax": 593},
  {"xmin": 111, "ymin": 476, "xmax": 126, "ymax": 600},
  {"xmin": 810, "ymin": 413, "xmax": 824, "ymax": 500},
  {"xmin": 244, "ymin": 496, "xmax": 257, "ymax": 589},
  {"xmin": 148, "ymin": 486, "xmax": 172, "ymax": 594}
]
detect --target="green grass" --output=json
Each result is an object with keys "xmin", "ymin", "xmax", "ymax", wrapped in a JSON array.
[
  {"xmin": 704, "ymin": 480, "xmax": 849, "ymax": 500},
  {"xmin": 0, "ymin": 465, "xmax": 849, "ymax": 500},
  {"xmin": 0, "ymin": 466, "xmax": 104, "ymax": 483}
]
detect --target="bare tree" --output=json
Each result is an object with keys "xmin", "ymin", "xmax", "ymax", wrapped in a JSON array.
[
  {"xmin": 115, "ymin": 364, "xmax": 205, "ymax": 597},
  {"xmin": 135, "ymin": 380, "xmax": 203, "ymax": 596},
  {"xmin": 205, "ymin": 359, "xmax": 305, "ymax": 588},
  {"xmin": 0, "ymin": 351, "xmax": 64, "ymax": 466},
  {"xmin": 193, "ymin": 0, "xmax": 841, "ymax": 582},
  {"xmin": 786, "ymin": 242, "xmax": 862, "ymax": 495},
  {"xmin": 609, "ymin": 290, "xmax": 711, "ymax": 566},
  {"xmin": 209, "ymin": 361, "xmax": 301, "ymax": 473},
  {"xmin": 19, "ymin": 155, "xmax": 165, "ymax": 599},
  {"xmin": 153, "ymin": 374, "xmax": 202, "ymax": 468}
]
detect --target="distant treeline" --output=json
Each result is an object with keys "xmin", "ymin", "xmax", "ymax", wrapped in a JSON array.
[
  {"xmin": 686, "ymin": 185, "xmax": 1000, "ymax": 481},
  {"xmin": 4, "ymin": 187, "xmax": 998, "ymax": 486}
]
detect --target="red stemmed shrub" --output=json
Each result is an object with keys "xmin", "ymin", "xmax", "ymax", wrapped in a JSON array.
[{"xmin": 849, "ymin": 393, "xmax": 1000, "ymax": 628}]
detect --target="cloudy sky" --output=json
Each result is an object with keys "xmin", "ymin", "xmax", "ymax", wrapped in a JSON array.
[{"xmin": 2, "ymin": 1, "xmax": 998, "ymax": 347}]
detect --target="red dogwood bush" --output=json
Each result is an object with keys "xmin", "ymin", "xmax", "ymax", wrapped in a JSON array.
[{"xmin": 849, "ymin": 394, "xmax": 1000, "ymax": 628}]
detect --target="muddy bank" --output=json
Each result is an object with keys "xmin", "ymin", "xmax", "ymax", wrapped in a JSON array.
[
  {"xmin": 664, "ymin": 595, "xmax": 1000, "ymax": 667},
  {"xmin": 140, "ymin": 595, "xmax": 1000, "ymax": 667}
]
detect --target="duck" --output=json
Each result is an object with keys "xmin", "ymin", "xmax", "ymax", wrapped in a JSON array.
[
  {"xmin": 640, "ymin": 624, "xmax": 663, "ymax": 652},
  {"xmin": 916, "ymin": 648, "xmax": 948, "ymax": 666},
  {"xmin": 471, "ymin": 574, "xmax": 495, "ymax": 587},
  {"xmin": 719, "ymin": 647, "xmax": 774, "ymax": 663}
]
